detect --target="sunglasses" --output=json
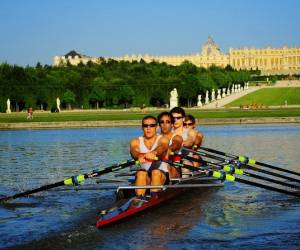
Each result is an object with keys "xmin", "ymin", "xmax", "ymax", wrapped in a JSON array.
[
  {"xmin": 142, "ymin": 123, "xmax": 157, "ymax": 128},
  {"xmin": 173, "ymin": 116, "xmax": 183, "ymax": 121},
  {"xmin": 159, "ymin": 120, "xmax": 171, "ymax": 124},
  {"xmin": 184, "ymin": 122, "xmax": 194, "ymax": 126}
]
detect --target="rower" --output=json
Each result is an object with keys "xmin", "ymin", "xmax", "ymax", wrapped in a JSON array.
[
  {"xmin": 170, "ymin": 107, "xmax": 197, "ymax": 177},
  {"xmin": 184, "ymin": 114, "xmax": 204, "ymax": 167},
  {"xmin": 130, "ymin": 115, "xmax": 169, "ymax": 198},
  {"xmin": 157, "ymin": 111, "xmax": 183, "ymax": 179},
  {"xmin": 184, "ymin": 114, "xmax": 204, "ymax": 149}
]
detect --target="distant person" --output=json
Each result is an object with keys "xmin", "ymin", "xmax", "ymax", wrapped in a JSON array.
[{"xmin": 27, "ymin": 107, "xmax": 33, "ymax": 119}]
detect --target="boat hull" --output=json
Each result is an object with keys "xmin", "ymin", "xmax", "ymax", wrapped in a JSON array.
[{"xmin": 96, "ymin": 173, "xmax": 219, "ymax": 228}]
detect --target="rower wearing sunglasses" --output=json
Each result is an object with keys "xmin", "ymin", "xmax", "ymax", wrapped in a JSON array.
[
  {"xmin": 157, "ymin": 111, "xmax": 183, "ymax": 178},
  {"xmin": 184, "ymin": 114, "xmax": 204, "ymax": 150},
  {"xmin": 184, "ymin": 114, "xmax": 204, "ymax": 167},
  {"xmin": 130, "ymin": 115, "xmax": 170, "ymax": 198},
  {"xmin": 170, "ymin": 107, "xmax": 197, "ymax": 177}
]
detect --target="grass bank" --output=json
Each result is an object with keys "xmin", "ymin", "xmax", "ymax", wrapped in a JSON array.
[
  {"xmin": 1, "ymin": 108, "xmax": 300, "ymax": 123},
  {"xmin": 227, "ymin": 87, "xmax": 300, "ymax": 107}
]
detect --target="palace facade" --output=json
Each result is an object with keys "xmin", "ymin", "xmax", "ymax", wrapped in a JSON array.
[{"xmin": 53, "ymin": 37, "xmax": 300, "ymax": 75}]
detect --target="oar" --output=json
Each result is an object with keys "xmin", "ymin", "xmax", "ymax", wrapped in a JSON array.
[
  {"xmin": 182, "ymin": 147, "xmax": 300, "ymax": 184},
  {"xmin": 183, "ymin": 155, "xmax": 300, "ymax": 190},
  {"xmin": 0, "ymin": 159, "xmax": 137, "ymax": 203},
  {"xmin": 168, "ymin": 160, "xmax": 300, "ymax": 198},
  {"xmin": 200, "ymin": 146, "xmax": 300, "ymax": 177}
]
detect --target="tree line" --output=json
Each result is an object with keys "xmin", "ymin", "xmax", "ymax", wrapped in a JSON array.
[{"xmin": 1, "ymin": 59, "xmax": 261, "ymax": 112}]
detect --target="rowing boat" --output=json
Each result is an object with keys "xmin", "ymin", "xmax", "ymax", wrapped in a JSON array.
[{"xmin": 96, "ymin": 171, "xmax": 223, "ymax": 228}]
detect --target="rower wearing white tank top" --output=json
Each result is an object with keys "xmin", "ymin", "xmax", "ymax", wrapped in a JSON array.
[
  {"xmin": 184, "ymin": 114, "xmax": 204, "ymax": 167},
  {"xmin": 157, "ymin": 112, "xmax": 183, "ymax": 178},
  {"xmin": 170, "ymin": 107, "xmax": 197, "ymax": 177},
  {"xmin": 130, "ymin": 115, "xmax": 169, "ymax": 197}
]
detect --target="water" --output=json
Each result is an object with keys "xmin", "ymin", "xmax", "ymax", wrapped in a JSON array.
[{"xmin": 0, "ymin": 124, "xmax": 300, "ymax": 249}]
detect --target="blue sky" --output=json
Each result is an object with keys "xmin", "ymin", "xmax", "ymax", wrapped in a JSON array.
[{"xmin": 0, "ymin": 0, "xmax": 299, "ymax": 66}]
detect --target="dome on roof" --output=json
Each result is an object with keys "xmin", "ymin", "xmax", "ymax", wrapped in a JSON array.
[{"xmin": 64, "ymin": 50, "xmax": 82, "ymax": 58}]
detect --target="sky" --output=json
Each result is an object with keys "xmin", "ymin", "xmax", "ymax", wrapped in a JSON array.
[{"xmin": 0, "ymin": 0, "xmax": 299, "ymax": 66}]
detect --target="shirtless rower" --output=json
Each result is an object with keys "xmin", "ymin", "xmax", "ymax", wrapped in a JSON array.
[
  {"xmin": 157, "ymin": 112, "xmax": 183, "ymax": 178},
  {"xmin": 170, "ymin": 107, "xmax": 197, "ymax": 177},
  {"xmin": 130, "ymin": 115, "xmax": 169, "ymax": 197}
]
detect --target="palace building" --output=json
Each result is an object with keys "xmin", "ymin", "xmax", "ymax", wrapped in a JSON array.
[{"xmin": 53, "ymin": 37, "xmax": 300, "ymax": 75}]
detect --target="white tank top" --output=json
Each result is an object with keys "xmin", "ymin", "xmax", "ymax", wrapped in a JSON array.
[
  {"xmin": 181, "ymin": 128, "xmax": 189, "ymax": 141},
  {"xmin": 138, "ymin": 135, "xmax": 169, "ymax": 172},
  {"xmin": 139, "ymin": 135, "xmax": 161, "ymax": 170}
]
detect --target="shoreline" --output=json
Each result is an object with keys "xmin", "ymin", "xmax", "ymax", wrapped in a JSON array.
[{"xmin": 1, "ymin": 117, "xmax": 300, "ymax": 130}]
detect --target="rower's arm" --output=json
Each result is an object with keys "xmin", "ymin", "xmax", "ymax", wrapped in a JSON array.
[
  {"xmin": 144, "ymin": 136, "xmax": 169, "ymax": 160},
  {"xmin": 183, "ymin": 129, "xmax": 196, "ymax": 148},
  {"xmin": 169, "ymin": 135, "xmax": 183, "ymax": 152},
  {"xmin": 194, "ymin": 131, "xmax": 204, "ymax": 147},
  {"xmin": 155, "ymin": 136, "xmax": 169, "ymax": 158},
  {"xmin": 130, "ymin": 138, "xmax": 140, "ymax": 160}
]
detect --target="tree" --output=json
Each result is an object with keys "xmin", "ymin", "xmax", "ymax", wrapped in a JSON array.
[
  {"xmin": 150, "ymin": 89, "xmax": 165, "ymax": 107},
  {"xmin": 178, "ymin": 73, "xmax": 199, "ymax": 107},
  {"xmin": 119, "ymin": 85, "xmax": 134, "ymax": 108},
  {"xmin": 62, "ymin": 89, "xmax": 76, "ymax": 110},
  {"xmin": 89, "ymin": 78, "xmax": 106, "ymax": 109}
]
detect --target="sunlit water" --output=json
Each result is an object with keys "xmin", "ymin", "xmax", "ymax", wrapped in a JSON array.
[{"xmin": 0, "ymin": 124, "xmax": 299, "ymax": 249}]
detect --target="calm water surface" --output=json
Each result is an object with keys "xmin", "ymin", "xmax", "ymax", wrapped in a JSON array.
[{"xmin": 0, "ymin": 124, "xmax": 299, "ymax": 249}]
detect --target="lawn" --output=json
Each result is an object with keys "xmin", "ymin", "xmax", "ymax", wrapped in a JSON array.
[
  {"xmin": 1, "ymin": 108, "xmax": 300, "ymax": 123},
  {"xmin": 227, "ymin": 88, "xmax": 300, "ymax": 107}
]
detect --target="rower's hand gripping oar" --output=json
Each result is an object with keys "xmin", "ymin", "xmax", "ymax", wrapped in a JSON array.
[
  {"xmin": 0, "ymin": 159, "xmax": 138, "ymax": 203},
  {"xmin": 167, "ymin": 159, "xmax": 300, "ymax": 198},
  {"xmin": 200, "ymin": 146, "xmax": 300, "ymax": 177}
]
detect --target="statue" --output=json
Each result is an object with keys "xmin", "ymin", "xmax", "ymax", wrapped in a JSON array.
[
  {"xmin": 217, "ymin": 89, "xmax": 221, "ymax": 100},
  {"xmin": 227, "ymin": 88, "xmax": 230, "ymax": 96},
  {"xmin": 211, "ymin": 89, "xmax": 215, "ymax": 101},
  {"xmin": 246, "ymin": 82, "xmax": 249, "ymax": 89},
  {"xmin": 222, "ymin": 88, "xmax": 226, "ymax": 98},
  {"xmin": 197, "ymin": 95, "xmax": 202, "ymax": 107},
  {"xmin": 6, "ymin": 99, "xmax": 11, "ymax": 114},
  {"xmin": 169, "ymin": 88, "xmax": 178, "ymax": 109},
  {"xmin": 205, "ymin": 90, "xmax": 209, "ymax": 104},
  {"xmin": 56, "ymin": 97, "xmax": 61, "ymax": 112}
]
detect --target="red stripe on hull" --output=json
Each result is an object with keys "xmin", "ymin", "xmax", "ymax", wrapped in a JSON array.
[{"xmin": 96, "ymin": 188, "xmax": 186, "ymax": 228}]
